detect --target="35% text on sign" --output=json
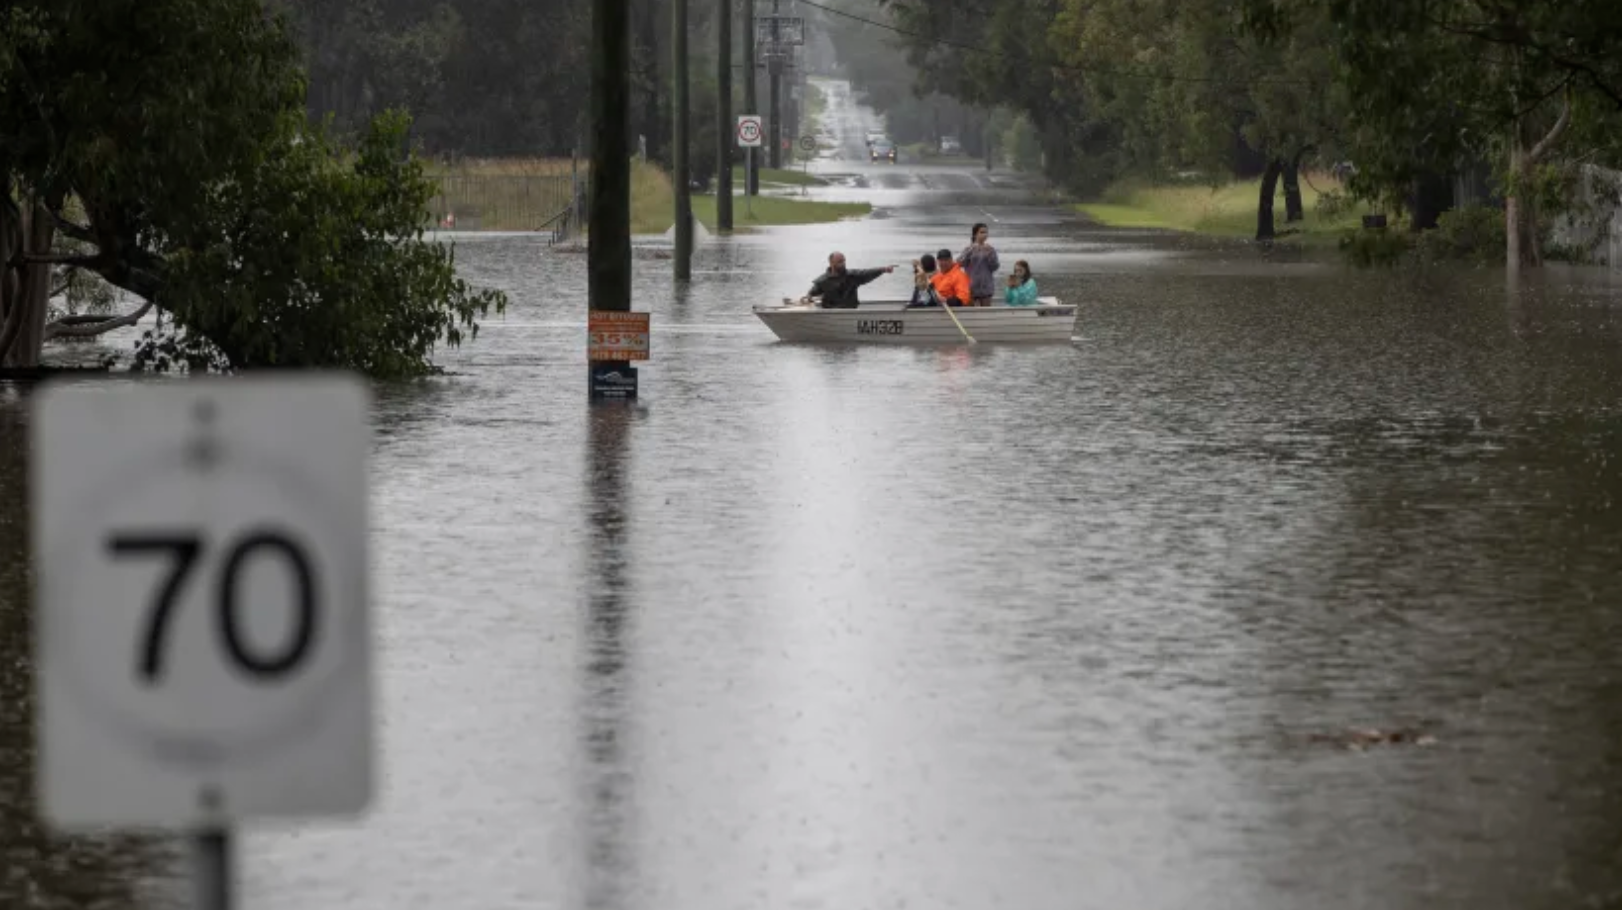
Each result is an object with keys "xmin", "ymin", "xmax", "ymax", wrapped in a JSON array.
[{"xmin": 31, "ymin": 374, "xmax": 375, "ymax": 910}]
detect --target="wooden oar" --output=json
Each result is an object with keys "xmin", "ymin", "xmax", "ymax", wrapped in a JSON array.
[{"xmin": 941, "ymin": 301, "xmax": 976, "ymax": 345}]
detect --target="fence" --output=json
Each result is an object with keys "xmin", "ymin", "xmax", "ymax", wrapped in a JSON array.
[
  {"xmin": 1545, "ymin": 164, "xmax": 1622, "ymax": 268},
  {"xmin": 426, "ymin": 174, "xmax": 587, "ymax": 243}
]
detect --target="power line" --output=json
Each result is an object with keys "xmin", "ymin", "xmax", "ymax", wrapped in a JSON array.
[{"xmin": 795, "ymin": 0, "xmax": 1318, "ymax": 87}]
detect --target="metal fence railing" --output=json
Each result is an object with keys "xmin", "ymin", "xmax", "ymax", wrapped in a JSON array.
[{"xmin": 426, "ymin": 175, "xmax": 586, "ymax": 242}]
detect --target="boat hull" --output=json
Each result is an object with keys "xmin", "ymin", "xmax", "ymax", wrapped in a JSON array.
[{"xmin": 751, "ymin": 298, "xmax": 1075, "ymax": 345}]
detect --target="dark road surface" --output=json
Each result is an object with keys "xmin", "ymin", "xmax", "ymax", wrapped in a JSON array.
[{"xmin": 5, "ymin": 77, "xmax": 1622, "ymax": 910}]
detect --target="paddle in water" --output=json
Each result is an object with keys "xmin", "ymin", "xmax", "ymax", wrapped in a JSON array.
[{"xmin": 942, "ymin": 302, "xmax": 977, "ymax": 344}]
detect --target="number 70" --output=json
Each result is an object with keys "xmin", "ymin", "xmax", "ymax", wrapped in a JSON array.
[{"xmin": 105, "ymin": 528, "xmax": 319, "ymax": 685}]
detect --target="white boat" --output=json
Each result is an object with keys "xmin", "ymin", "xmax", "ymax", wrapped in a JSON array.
[{"xmin": 752, "ymin": 297, "xmax": 1076, "ymax": 344}]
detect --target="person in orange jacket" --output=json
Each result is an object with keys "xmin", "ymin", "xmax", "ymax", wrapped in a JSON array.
[{"xmin": 929, "ymin": 248, "xmax": 971, "ymax": 306}]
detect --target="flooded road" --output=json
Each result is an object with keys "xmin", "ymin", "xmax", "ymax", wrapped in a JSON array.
[{"xmin": 6, "ymin": 78, "xmax": 1622, "ymax": 910}]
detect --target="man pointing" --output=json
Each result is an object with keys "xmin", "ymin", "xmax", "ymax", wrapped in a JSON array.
[{"xmin": 803, "ymin": 251, "xmax": 894, "ymax": 309}]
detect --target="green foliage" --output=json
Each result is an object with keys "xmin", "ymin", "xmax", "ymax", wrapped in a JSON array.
[
  {"xmin": 0, "ymin": 0, "xmax": 507, "ymax": 376},
  {"xmin": 1413, "ymin": 205, "xmax": 1506, "ymax": 265},
  {"xmin": 1004, "ymin": 114, "xmax": 1043, "ymax": 173},
  {"xmin": 160, "ymin": 110, "xmax": 505, "ymax": 375},
  {"xmin": 1336, "ymin": 206, "xmax": 1505, "ymax": 269},
  {"xmin": 1314, "ymin": 190, "xmax": 1354, "ymax": 223},
  {"xmin": 1337, "ymin": 228, "xmax": 1412, "ymax": 268}
]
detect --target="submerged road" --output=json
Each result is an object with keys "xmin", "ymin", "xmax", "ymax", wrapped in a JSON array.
[{"xmin": 4, "ymin": 78, "xmax": 1622, "ymax": 910}]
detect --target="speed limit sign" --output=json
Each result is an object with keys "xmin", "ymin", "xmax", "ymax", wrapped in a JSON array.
[
  {"xmin": 737, "ymin": 115, "xmax": 763, "ymax": 148},
  {"xmin": 799, "ymin": 135, "xmax": 816, "ymax": 153},
  {"xmin": 32, "ymin": 375, "xmax": 374, "ymax": 829}
]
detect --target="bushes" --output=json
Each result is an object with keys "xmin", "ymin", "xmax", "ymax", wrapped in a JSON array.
[
  {"xmin": 1337, "ymin": 227, "xmax": 1413, "ymax": 267},
  {"xmin": 1413, "ymin": 205, "xmax": 1505, "ymax": 264},
  {"xmin": 1338, "ymin": 204, "xmax": 1506, "ymax": 268}
]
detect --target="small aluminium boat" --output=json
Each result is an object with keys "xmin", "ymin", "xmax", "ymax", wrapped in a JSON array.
[{"xmin": 752, "ymin": 297, "xmax": 1075, "ymax": 345}]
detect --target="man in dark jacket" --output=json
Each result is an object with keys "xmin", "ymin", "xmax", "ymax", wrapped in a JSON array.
[{"xmin": 805, "ymin": 251, "xmax": 894, "ymax": 308}]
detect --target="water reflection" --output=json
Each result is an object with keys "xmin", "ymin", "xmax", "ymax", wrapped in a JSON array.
[
  {"xmin": 0, "ymin": 391, "xmax": 176, "ymax": 910},
  {"xmin": 577, "ymin": 402, "xmax": 640, "ymax": 910}
]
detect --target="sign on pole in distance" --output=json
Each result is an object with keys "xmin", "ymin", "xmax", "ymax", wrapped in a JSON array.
[
  {"xmin": 755, "ymin": 15, "xmax": 805, "ymax": 45},
  {"xmin": 799, "ymin": 135, "xmax": 817, "ymax": 153},
  {"xmin": 32, "ymin": 374, "xmax": 374, "ymax": 829},
  {"xmin": 589, "ymin": 310, "xmax": 651, "ymax": 361},
  {"xmin": 737, "ymin": 115, "xmax": 763, "ymax": 148}
]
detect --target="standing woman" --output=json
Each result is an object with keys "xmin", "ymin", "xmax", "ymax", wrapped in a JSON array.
[
  {"xmin": 959, "ymin": 222, "xmax": 1000, "ymax": 306},
  {"xmin": 1004, "ymin": 260, "xmax": 1039, "ymax": 305}
]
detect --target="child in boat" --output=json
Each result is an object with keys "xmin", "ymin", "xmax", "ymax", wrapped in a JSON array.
[
  {"xmin": 907, "ymin": 255, "xmax": 943, "ymax": 307},
  {"xmin": 959, "ymin": 222, "xmax": 1000, "ymax": 306},
  {"xmin": 1004, "ymin": 260, "xmax": 1038, "ymax": 305}
]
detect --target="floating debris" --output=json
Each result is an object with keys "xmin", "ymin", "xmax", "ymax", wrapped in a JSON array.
[{"xmin": 1309, "ymin": 727, "xmax": 1437, "ymax": 751}]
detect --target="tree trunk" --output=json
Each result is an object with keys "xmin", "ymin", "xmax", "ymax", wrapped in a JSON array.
[
  {"xmin": 1408, "ymin": 170, "xmax": 1452, "ymax": 232},
  {"xmin": 1256, "ymin": 158, "xmax": 1284, "ymax": 241},
  {"xmin": 1283, "ymin": 152, "xmax": 1305, "ymax": 223},
  {"xmin": 1232, "ymin": 127, "xmax": 1268, "ymax": 180},
  {"xmin": 1506, "ymin": 93, "xmax": 1572, "ymax": 269},
  {"xmin": 0, "ymin": 189, "xmax": 20, "ymax": 361},
  {"xmin": 0, "ymin": 199, "xmax": 56, "ymax": 370}
]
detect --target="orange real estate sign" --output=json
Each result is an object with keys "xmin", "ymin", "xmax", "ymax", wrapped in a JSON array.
[{"xmin": 588, "ymin": 310, "xmax": 650, "ymax": 361}]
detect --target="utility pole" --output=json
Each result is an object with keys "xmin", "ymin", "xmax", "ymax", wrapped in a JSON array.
[
  {"xmin": 742, "ymin": 0, "xmax": 758, "ymax": 195},
  {"xmin": 589, "ymin": 0, "xmax": 633, "ymax": 397},
  {"xmin": 673, "ymin": 0, "xmax": 692, "ymax": 279},
  {"xmin": 768, "ymin": 0, "xmax": 782, "ymax": 169},
  {"xmin": 716, "ymin": 0, "xmax": 733, "ymax": 230}
]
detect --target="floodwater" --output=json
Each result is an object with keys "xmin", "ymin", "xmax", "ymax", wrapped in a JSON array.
[{"xmin": 6, "ymin": 77, "xmax": 1622, "ymax": 910}]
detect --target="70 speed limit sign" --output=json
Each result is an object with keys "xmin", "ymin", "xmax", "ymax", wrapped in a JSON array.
[
  {"xmin": 737, "ymin": 115, "xmax": 763, "ymax": 148},
  {"xmin": 31, "ymin": 375, "xmax": 374, "ymax": 829}
]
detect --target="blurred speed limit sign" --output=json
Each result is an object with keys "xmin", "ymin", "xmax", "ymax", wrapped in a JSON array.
[
  {"xmin": 31, "ymin": 375, "xmax": 375, "ymax": 829},
  {"xmin": 737, "ymin": 115, "xmax": 762, "ymax": 147}
]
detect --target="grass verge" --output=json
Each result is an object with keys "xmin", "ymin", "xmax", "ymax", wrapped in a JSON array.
[
  {"xmin": 1075, "ymin": 174, "xmax": 1376, "ymax": 246},
  {"xmin": 691, "ymin": 194, "xmax": 870, "ymax": 231},
  {"xmin": 420, "ymin": 156, "xmax": 866, "ymax": 233},
  {"xmin": 731, "ymin": 164, "xmax": 827, "ymax": 187}
]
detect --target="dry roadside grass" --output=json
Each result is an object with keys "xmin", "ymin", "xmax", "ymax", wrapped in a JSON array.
[
  {"xmin": 424, "ymin": 156, "xmax": 869, "ymax": 234},
  {"xmin": 1076, "ymin": 172, "xmax": 1374, "ymax": 245}
]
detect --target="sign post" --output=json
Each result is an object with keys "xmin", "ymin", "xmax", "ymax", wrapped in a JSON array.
[
  {"xmin": 31, "ymin": 375, "xmax": 375, "ymax": 910},
  {"xmin": 589, "ymin": 309, "xmax": 651, "ymax": 399},
  {"xmin": 737, "ymin": 114, "xmax": 762, "ymax": 219},
  {"xmin": 799, "ymin": 134, "xmax": 816, "ymax": 180}
]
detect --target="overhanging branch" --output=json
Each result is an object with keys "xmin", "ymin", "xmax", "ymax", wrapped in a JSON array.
[
  {"xmin": 43, "ymin": 299, "xmax": 155, "ymax": 340},
  {"xmin": 20, "ymin": 252, "xmax": 101, "ymax": 267}
]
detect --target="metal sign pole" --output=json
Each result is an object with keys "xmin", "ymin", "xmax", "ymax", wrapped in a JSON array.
[
  {"xmin": 746, "ymin": 149, "xmax": 754, "ymax": 218},
  {"xmin": 192, "ymin": 828, "xmax": 232, "ymax": 910}
]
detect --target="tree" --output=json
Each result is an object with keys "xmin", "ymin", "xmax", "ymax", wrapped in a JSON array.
[
  {"xmin": 0, "ymin": 0, "xmax": 505, "ymax": 375},
  {"xmin": 1053, "ymin": 0, "xmax": 1347, "ymax": 238},
  {"xmin": 1244, "ymin": 0, "xmax": 1622, "ymax": 266}
]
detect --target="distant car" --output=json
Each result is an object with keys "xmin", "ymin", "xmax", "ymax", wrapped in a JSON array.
[
  {"xmin": 940, "ymin": 135, "xmax": 962, "ymax": 155},
  {"xmin": 870, "ymin": 140, "xmax": 897, "ymax": 163}
]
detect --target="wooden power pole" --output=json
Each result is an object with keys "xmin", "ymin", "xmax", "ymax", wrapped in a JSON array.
[
  {"xmin": 589, "ymin": 0, "xmax": 633, "ymax": 399},
  {"xmin": 716, "ymin": 0, "xmax": 733, "ymax": 231},
  {"xmin": 673, "ymin": 0, "xmax": 692, "ymax": 279},
  {"xmin": 768, "ymin": 0, "xmax": 781, "ymax": 169},
  {"xmin": 742, "ymin": 0, "xmax": 758, "ymax": 195},
  {"xmin": 590, "ymin": 0, "xmax": 630, "ymax": 316}
]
